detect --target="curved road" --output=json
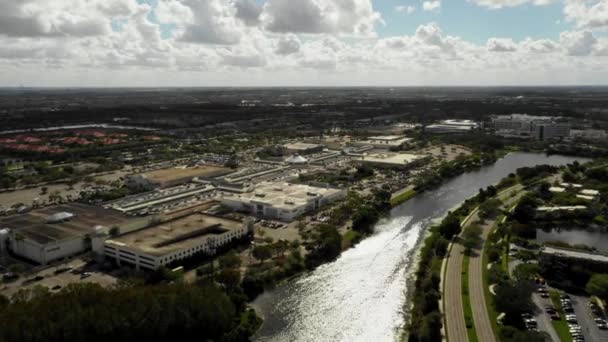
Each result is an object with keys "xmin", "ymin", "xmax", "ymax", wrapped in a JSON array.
[{"xmin": 444, "ymin": 185, "xmax": 523, "ymax": 342}]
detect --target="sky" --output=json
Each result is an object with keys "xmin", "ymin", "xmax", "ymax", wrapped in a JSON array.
[{"xmin": 1, "ymin": 0, "xmax": 608, "ymax": 87}]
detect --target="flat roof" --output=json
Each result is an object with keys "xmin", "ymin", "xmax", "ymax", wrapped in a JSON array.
[
  {"xmin": 284, "ymin": 142, "xmax": 324, "ymax": 150},
  {"xmin": 139, "ymin": 165, "xmax": 231, "ymax": 184},
  {"xmin": 226, "ymin": 182, "xmax": 343, "ymax": 210},
  {"xmin": 358, "ymin": 152, "xmax": 424, "ymax": 165},
  {"xmin": 105, "ymin": 213, "xmax": 244, "ymax": 257},
  {"xmin": 368, "ymin": 135, "xmax": 410, "ymax": 141},
  {"xmin": 541, "ymin": 246, "xmax": 608, "ymax": 263},
  {"xmin": 1, "ymin": 203, "xmax": 131, "ymax": 245}
]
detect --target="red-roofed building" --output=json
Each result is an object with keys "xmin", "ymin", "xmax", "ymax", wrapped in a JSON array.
[{"xmin": 21, "ymin": 136, "xmax": 42, "ymax": 143}]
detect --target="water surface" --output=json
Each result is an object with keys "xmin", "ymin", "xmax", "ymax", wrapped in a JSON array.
[{"xmin": 253, "ymin": 152, "xmax": 588, "ymax": 342}]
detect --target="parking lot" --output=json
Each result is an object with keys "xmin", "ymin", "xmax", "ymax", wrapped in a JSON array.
[{"xmin": 1, "ymin": 259, "xmax": 118, "ymax": 298}]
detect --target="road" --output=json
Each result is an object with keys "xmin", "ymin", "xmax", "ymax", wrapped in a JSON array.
[
  {"xmin": 531, "ymin": 293, "xmax": 560, "ymax": 342},
  {"xmin": 444, "ymin": 236, "xmax": 469, "ymax": 342},
  {"xmin": 443, "ymin": 184, "xmax": 524, "ymax": 342}
]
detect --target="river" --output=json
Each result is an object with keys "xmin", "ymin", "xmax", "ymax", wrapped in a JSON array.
[{"xmin": 252, "ymin": 152, "xmax": 588, "ymax": 342}]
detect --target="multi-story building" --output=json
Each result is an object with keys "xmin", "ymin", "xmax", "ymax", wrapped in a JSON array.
[
  {"xmin": 425, "ymin": 119, "xmax": 480, "ymax": 134},
  {"xmin": 102, "ymin": 213, "xmax": 252, "ymax": 270},
  {"xmin": 492, "ymin": 114, "xmax": 570, "ymax": 141},
  {"xmin": 352, "ymin": 135, "xmax": 413, "ymax": 149},
  {"xmin": 221, "ymin": 182, "xmax": 346, "ymax": 221}
]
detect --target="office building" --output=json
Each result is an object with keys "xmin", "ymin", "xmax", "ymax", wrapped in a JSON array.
[
  {"xmin": 103, "ymin": 213, "xmax": 252, "ymax": 270},
  {"xmin": 426, "ymin": 120, "xmax": 479, "ymax": 134},
  {"xmin": 221, "ymin": 182, "xmax": 346, "ymax": 221}
]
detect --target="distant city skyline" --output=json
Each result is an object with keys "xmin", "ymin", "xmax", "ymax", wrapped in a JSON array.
[{"xmin": 1, "ymin": 0, "xmax": 607, "ymax": 87}]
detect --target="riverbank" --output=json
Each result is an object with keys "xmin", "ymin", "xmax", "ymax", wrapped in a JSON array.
[{"xmin": 251, "ymin": 152, "xmax": 586, "ymax": 342}]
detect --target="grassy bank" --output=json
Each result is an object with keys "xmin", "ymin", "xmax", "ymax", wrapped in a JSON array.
[
  {"xmin": 391, "ymin": 189, "xmax": 417, "ymax": 207},
  {"xmin": 549, "ymin": 291, "xmax": 574, "ymax": 342},
  {"xmin": 462, "ymin": 254, "xmax": 480, "ymax": 342}
]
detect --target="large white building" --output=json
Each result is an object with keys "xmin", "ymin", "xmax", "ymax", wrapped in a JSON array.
[
  {"xmin": 0, "ymin": 203, "xmax": 132, "ymax": 265},
  {"xmin": 355, "ymin": 152, "xmax": 429, "ymax": 170},
  {"xmin": 426, "ymin": 120, "xmax": 479, "ymax": 134},
  {"xmin": 103, "ymin": 213, "xmax": 252, "ymax": 270},
  {"xmin": 352, "ymin": 135, "xmax": 413, "ymax": 149},
  {"xmin": 492, "ymin": 114, "xmax": 570, "ymax": 141},
  {"xmin": 222, "ymin": 182, "xmax": 346, "ymax": 221}
]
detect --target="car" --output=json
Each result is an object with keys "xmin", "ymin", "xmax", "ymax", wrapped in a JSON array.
[
  {"xmin": 560, "ymin": 294, "xmax": 570, "ymax": 300},
  {"xmin": 2, "ymin": 272, "xmax": 18, "ymax": 281},
  {"xmin": 51, "ymin": 285, "xmax": 62, "ymax": 290},
  {"xmin": 541, "ymin": 293, "xmax": 549, "ymax": 298},
  {"xmin": 80, "ymin": 272, "xmax": 92, "ymax": 279},
  {"xmin": 598, "ymin": 323, "xmax": 608, "ymax": 330},
  {"xmin": 550, "ymin": 314, "xmax": 561, "ymax": 320},
  {"xmin": 594, "ymin": 318, "xmax": 606, "ymax": 324},
  {"xmin": 521, "ymin": 313, "xmax": 533, "ymax": 319}
]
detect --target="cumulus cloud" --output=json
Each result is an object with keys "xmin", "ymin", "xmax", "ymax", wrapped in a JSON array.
[
  {"xmin": 234, "ymin": 0, "xmax": 263, "ymax": 26},
  {"xmin": 422, "ymin": 1, "xmax": 441, "ymax": 12},
  {"xmin": 275, "ymin": 35, "xmax": 301, "ymax": 55},
  {"xmin": 469, "ymin": 0, "xmax": 555, "ymax": 9},
  {"xmin": 262, "ymin": 0, "xmax": 382, "ymax": 36},
  {"xmin": 559, "ymin": 30, "xmax": 598, "ymax": 56},
  {"xmin": 487, "ymin": 38, "xmax": 517, "ymax": 52},
  {"xmin": 564, "ymin": 0, "xmax": 608, "ymax": 29},
  {"xmin": 396, "ymin": 5, "xmax": 416, "ymax": 14},
  {"xmin": 0, "ymin": 0, "xmax": 114, "ymax": 37}
]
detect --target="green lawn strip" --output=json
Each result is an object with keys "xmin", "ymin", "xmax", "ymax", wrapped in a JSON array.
[
  {"xmin": 549, "ymin": 291, "xmax": 573, "ymax": 342},
  {"xmin": 390, "ymin": 189, "xmax": 417, "ymax": 207},
  {"xmin": 462, "ymin": 254, "xmax": 479, "ymax": 342},
  {"xmin": 482, "ymin": 217, "xmax": 503, "ymax": 341},
  {"xmin": 341, "ymin": 230, "xmax": 362, "ymax": 250}
]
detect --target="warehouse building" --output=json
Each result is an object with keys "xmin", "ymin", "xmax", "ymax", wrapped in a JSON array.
[
  {"xmin": 355, "ymin": 152, "xmax": 428, "ymax": 170},
  {"xmin": 1, "ymin": 203, "xmax": 132, "ymax": 265},
  {"xmin": 103, "ymin": 213, "xmax": 252, "ymax": 270},
  {"xmin": 221, "ymin": 182, "xmax": 346, "ymax": 221},
  {"xmin": 126, "ymin": 165, "xmax": 232, "ymax": 189}
]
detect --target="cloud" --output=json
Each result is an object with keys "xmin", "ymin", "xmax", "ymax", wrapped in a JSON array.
[
  {"xmin": 559, "ymin": 30, "xmax": 598, "ymax": 56},
  {"xmin": 396, "ymin": 5, "xmax": 416, "ymax": 14},
  {"xmin": 564, "ymin": 0, "xmax": 608, "ymax": 29},
  {"xmin": 234, "ymin": 0, "xmax": 263, "ymax": 26},
  {"xmin": 487, "ymin": 38, "xmax": 517, "ymax": 52},
  {"xmin": 0, "ymin": 0, "xmax": 114, "ymax": 37},
  {"xmin": 262, "ymin": 0, "xmax": 382, "ymax": 36},
  {"xmin": 275, "ymin": 35, "xmax": 301, "ymax": 55},
  {"xmin": 522, "ymin": 38, "xmax": 560, "ymax": 53},
  {"xmin": 422, "ymin": 1, "xmax": 441, "ymax": 12},
  {"xmin": 157, "ymin": 0, "xmax": 243, "ymax": 45},
  {"xmin": 468, "ymin": 0, "xmax": 555, "ymax": 9}
]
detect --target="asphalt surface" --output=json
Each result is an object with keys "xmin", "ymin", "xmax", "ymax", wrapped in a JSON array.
[
  {"xmin": 531, "ymin": 293, "xmax": 560, "ymax": 342},
  {"xmin": 444, "ymin": 238, "xmax": 469, "ymax": 342},
  {"xmin": 444, "ymin": 184, "xmax": 524, "ymax": 342},
  {"xmin": 571, "ymin": 294, "xmax": 608, "ymax": 342}
]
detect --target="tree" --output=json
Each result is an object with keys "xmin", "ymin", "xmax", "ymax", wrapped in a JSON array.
[
  {"xmin": 219, "ymin": 252, "xmax": 241, "ymax": 269},
  {"xmin": 495, "ymin": 280, "xmax": 535, "ymax": 319},
  {"xmin": 109, "ymin": 225, "xmax": 120, "ymax": 237},
  {"xmin": 462, "ymin": 225, "xmax": 482, "ymax": 251},
  {"xmin": 252, "ymin": 245, "xmax": 272, "ymax": 264},
  {"xmin": 586, "ymin": 273, "xmax": 608, "ymax": 299},
  {"xmin": 513, "ymin": 263, "xmax": 540, "ymax": 282},
  {"xmin": 438, "ymin": 213, "xmax": 461, "ymax": 239},
  {"xmin": 479, "ymin": 199, "xmax": 502, "ymax": 219},
  {"xmin": 512, "ymin": 194, "xmax": 538, "ymax": 223}
]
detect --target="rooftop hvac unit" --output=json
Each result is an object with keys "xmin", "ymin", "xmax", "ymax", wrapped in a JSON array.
[
  {"xmin": 285, "ymin": 201, "xmax": 295, "ymax": 205},
  {"xmin": 255, "ymin": 193, "xmax": 266, "ymax": 198}
]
